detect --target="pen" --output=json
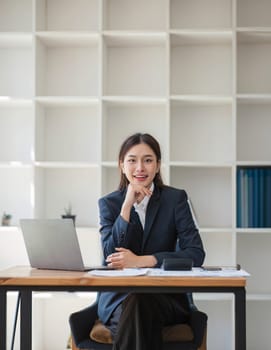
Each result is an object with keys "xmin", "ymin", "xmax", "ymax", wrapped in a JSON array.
[{"xmin": 202, "ymin": 264, "xmax": 241, "ymax": 271}]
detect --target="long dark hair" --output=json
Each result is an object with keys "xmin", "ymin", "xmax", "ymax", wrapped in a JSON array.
[{"xmin": 118, "ymin": 133, "xmax": 164, "ymax": 190}]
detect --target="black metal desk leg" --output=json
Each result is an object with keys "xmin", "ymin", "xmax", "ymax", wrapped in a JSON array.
[
  {"xmin": 235, "ymin": 287, "xmax": 246, "ymax": 350},
  {"xmin": 0, "ymin": 289, "xmax": 7, "ymax": 350},
  {"xmin": 20, "ymin": 289, "xmax": 32, "ymax": 350}
]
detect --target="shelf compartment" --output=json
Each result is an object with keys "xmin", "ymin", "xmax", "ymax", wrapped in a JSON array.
[
  {"xmin": 102, "ymin": 100, "xmax": 167, "ymax": 162},
  {"xmin": 170, "ymin": 32, "xmax": 233, "ymax": 95},
  {"xmin": 237, "ymin": 102, "xmax": 271, "ymax": 161},
  {"xmin": 34, "ymin": 167, "xmax": 100, "ymax": 227},
  {"xmin": 237, "ymin": 31, "xmax": 271, "ymax": 94},
  {"xmin": 102, "ymin": 0, "xmax": 167, "ymax": 31},
  {"xmin": 35, "ymin": 35, "xmax": 99, "ymax": 96},
  {"xmin": 170, "ymin": 101, "xmax": 233, "ymax": 162},
  {"xmin": 35, "ymin": 102, "xmax": 100, "ymax": 162},
  {"xmin": 0, "ymin": 167, "xmax": 34, "ymax": 226},
  {"xmin": 0, "ymin": 104, "xmax": 34, "ymax": 162},
  {"xmin": 35, "ymin": 0, "xmax": 100, "ymax": 31},
  {"xmin": 200, "ymin": 231, "xmax": 234, "ymax": 266},
  {"xmin": 101, "ymin": 166, "xmax": 119, "ymax": 196},
  {"xmin": 0, "ymin": 0, "xmax": 32, "ymax": 32},
  {"xmin": 0, "ymin": 41, "xmax": 33, "ymax": 98},
  {"xmin": 103, "ymin": 33, "xmax": 166, "ymax": 96},
  {"xmin": 170, "ymin": 0, "xmax": 232, "ymax": 30},
  {"xmin": 246, "ymin": 300, "xmax": 271, "ymax": 350},
  {"xmin": 237, "ymin": 233, "xmax": 271, "ymax": 294},
  {"xmin": 170, "ymin": 166, "xmax": 232, "ymax": 228},
  {"xmin": 237, "ymin": 0, "xmax": 271, "ymax": 28}
]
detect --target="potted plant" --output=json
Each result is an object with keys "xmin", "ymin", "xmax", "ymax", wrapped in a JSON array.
[
  {"xmin": 61, "ymin": 203, "xmax": 76, "ymax": 225},
  {"xmin": 2, "ymin": 212, "xmax": 12, "ymax": 226}
]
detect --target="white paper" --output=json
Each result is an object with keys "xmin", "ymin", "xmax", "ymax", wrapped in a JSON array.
[{"xmin": 89, "ymin": 268, "xmax": 149, "ymax": 277}]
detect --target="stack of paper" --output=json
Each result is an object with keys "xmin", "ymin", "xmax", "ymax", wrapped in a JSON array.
[{"xmin": 89, "ymin": 267, "xmax": 250, "ymax": 277}]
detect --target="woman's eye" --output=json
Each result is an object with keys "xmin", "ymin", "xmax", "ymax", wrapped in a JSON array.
[{"xmin": 145, "ymin": 158, "xmax": 153, "ymax": 163}]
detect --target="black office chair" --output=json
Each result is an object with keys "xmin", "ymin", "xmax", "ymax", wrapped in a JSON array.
[{"xmin": 69, "ymin": 293, "xmax": 207, "ymax": 350}]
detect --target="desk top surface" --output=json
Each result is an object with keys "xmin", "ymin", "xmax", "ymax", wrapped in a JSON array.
[{"xmin": 0, "ymin": 266, "xmax": 246, "ymax": 288}]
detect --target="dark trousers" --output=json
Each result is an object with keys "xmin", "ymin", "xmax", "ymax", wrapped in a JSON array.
[{"xmin": 107, "ymin": 293, "xmax": 189, "ymax": 350}]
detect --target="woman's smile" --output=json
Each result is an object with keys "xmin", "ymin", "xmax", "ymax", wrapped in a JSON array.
[{"xmin": 134, "ymin": 174, "xmax": 148, "ymax": 181}]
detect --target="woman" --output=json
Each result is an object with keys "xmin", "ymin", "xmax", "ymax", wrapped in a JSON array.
[{"xmin": 97, "ymin": 133, "xmax": 205, "ymax": 350}]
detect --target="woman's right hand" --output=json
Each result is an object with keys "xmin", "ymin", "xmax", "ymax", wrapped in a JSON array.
[
  {"xmin": 120, "ymin": 184, "xmax": 152, "ymax": 222},
  {"xmin": 124, "ymin": 183, "xmax": 152, "ymax": 206}
]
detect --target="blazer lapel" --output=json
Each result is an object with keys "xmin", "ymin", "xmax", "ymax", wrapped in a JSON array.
[{"xmin": 142, "ymin": 187, "xmax": 161, "ymax": 249}]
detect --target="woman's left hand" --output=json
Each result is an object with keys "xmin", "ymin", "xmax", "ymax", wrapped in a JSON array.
[
  {"xmin": 106, "ymin": 247, "xmax": 138, "ymax": 269},
  {"xmin": 106, "ymin": 247, "xmax": 157, "ymax": 269}
]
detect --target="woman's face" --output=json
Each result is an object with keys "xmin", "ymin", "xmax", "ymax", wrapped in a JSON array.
[{"xmin": 121, "ymin": 143, "xmax": 160, "ymax": 188}]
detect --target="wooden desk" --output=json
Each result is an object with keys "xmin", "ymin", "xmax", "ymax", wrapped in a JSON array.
[{"xmin": 0, "ymin": 266, "xmax": 247, "ymax": 350}]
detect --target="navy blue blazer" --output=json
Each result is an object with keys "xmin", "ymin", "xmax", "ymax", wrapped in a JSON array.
[{"xmin": 97, "ymin": 185, "xmax": 205, "ymax": 324}]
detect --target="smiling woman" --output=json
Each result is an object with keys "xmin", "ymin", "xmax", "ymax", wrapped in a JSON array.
[
  {"xmin": 118, "ymin": 144, "xmax": 158, "ymax": 225},
  {"xmin": 96, "ymin": 132, "xmax": 206, "ymax": 350}
]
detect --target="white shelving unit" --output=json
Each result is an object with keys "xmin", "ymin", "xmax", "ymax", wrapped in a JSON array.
[{"xmin": 1, "ymin": 1, "xmax": 271, "ymax": 349}]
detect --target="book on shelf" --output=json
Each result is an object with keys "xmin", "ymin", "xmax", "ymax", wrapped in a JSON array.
[
  {"xmin": 237, "ymin": 167, "xmax": 271, "ymax": 228},
  {"xmin": 265, "ymin": 168, "xmax": 271, "ymax": 228}
]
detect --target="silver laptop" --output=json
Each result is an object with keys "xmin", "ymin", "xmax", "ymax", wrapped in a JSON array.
[{"xmin": 20, "ymin": 218, "xmax": 111, "ymax": 271}]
